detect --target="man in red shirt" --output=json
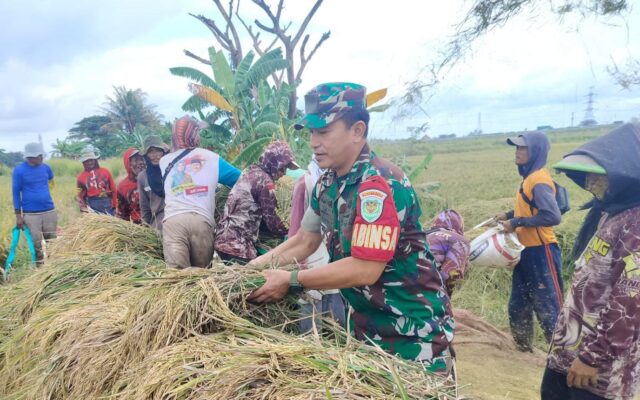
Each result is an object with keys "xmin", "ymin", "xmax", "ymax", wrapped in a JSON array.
[{"xmin": 76, "ymin": 148, "xmax": 117, "ymax": 215}]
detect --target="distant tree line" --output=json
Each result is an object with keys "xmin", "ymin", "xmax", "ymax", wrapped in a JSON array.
[{"xmin": 52, "ymin": 86, "xmax": 168, "ymax": 159}]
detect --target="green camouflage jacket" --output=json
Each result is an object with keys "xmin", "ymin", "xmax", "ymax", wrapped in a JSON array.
[{"xmin": 309, "ymin": 144, "xmax": 455, "ymax": 372}]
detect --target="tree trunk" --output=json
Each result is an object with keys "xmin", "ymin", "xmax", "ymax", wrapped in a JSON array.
[{"xmin": 286, "ymin": 48, "xmax": 297, "ymax": 119}]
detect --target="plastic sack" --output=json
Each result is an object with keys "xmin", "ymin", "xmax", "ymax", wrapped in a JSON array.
[
  {"xmin": 469, "ymin": 226, "xmax": 524, "ymax": 269},
  {"xmin": 3, "ymin": 226, "xmax": 37, "ymax": 280}
]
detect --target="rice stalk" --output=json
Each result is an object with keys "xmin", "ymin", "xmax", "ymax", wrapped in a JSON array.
[
  {"xmin": 49, "ymin": 214, "xmax": 163, "ymax": 259},
  {"xmin": 113, "ymin": 329, "xmax": 455, "ymax": 400},
  {"xmin": 275, "ymin": 175, "xmax": 295, "ymax": 226},
  {"xmin": 0, "ymin": 259, "xmax": 303, "ymax": 399},
  {"xmin": 15, "ymin": 252, "xmax": 165, "ymax": 322}
]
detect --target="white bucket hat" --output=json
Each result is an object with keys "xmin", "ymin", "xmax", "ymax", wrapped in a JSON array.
[
  {"xmin": 80, "ymin": 150, "xmax": 100, "ymax": 163},
  {"xmin": 24, "ymin": 142, "xmax": 44, "ymax": 158}
]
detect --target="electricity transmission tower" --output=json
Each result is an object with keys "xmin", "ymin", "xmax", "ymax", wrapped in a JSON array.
[{"xmin": 580, "ymin": 87, "xmax": 598, "ymax": 126}]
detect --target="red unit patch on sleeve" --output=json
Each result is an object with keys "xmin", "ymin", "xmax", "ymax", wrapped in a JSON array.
[{"xmin": 351, "ymin": 175, "xmax": 400, "ymax": 262}]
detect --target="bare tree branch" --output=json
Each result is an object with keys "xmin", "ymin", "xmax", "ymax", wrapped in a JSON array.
[
  {"xmin": 608, "ymin": 56, "xmax": 640, "ymax": 89},
  {"xmin": 296, "ymin": 31, "xmax": 330, "ymax": 81},
  {"xmin": 214, "ymin": 0, "xmax": 243, "ymax": 67},
  {"xmin": 237, "ymin": 13, "xmax": 264, "ymax": 54},
  {"xmin": 190, "ymin": 13, "xmax": 233, "ymax": 52},
  {"xmin": 292, "ymin": 0, "xmax": 324, "ymax": 46},
  {"xmin": 187, "ymin": 0, "xmax": 329, "ymax": 117},
  {"xmin": 252, "ymin": 0, "xmax": 285, "ymax": 39},
  {"xmin": 184, "ymin": 50, "xmax": 212, "ymax": 65}
]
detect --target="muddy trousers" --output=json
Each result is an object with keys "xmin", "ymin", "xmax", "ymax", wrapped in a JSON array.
[
  {"xmin": 23, "ymin": 210, "xmax": 58, "ymax": 264},
  {"xmin": 509, "ymin": 243, "xmax": 563, "ymax": 351},
  {"xmin": 541, "ymin": 367, "xmax": 608, "ymax": 400},
  {"xmin": 163, "ymin": 213, "xmax": 214, "ymax": 269}
]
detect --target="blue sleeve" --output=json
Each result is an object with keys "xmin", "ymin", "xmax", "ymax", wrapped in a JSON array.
[
  {"xmin": 513, "ymin": 184, "xmax": 561, "ymax": 228},
  {"xmin": 12, "ymin": 165, "xmax": 23, "ymax": 212},
  {"xmin": 218, "ymin": 157, "xmax": 241, "ymax": 187},
  {"xmin": 47, "ymin": 164, "xmax": 54, "ymax": 180}
]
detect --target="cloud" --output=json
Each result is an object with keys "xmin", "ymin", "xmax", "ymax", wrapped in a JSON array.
[{"xmin": 1, "ymin": 0, "xmax": 639, "ymax": 152}]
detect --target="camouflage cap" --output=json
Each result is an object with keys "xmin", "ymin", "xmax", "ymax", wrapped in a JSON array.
[{"xmin": 294, "ymin": 82, "xmax": 366, "ymax": 130}]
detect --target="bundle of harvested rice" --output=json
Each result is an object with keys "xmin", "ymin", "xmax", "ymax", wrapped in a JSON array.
[
  {"xmin": 0, "ymin": 258, "xmax": 302, "ymax": 399},
  {"xmin": 214, "ymin": 183, "xmax": 231, "ymax": 223},
  {"xmin": 113, "ymin": 329, "xmax": 455, "ymax": 399},
  {"xmin": 16, "ymin": 252, "xmax": 165, "ymax": 321},
  {"xmin": 275, "ymin": 174, "xmax": 295, "ymax": 225},
  {"xmin": 49, "ymin": 214, "xmax": 163, "ymax": 259},
  {"xmin": 0, "ymin": 299, "xmax": 130, "ymax": 399},
  {"xmin": 0, "ymin": 251, "xmax": 454, "ymax": 399}
]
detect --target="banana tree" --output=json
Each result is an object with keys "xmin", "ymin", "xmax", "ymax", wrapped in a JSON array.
[{"xmin": 170, "ymin": 47, "xmax": 292, "ymax": 166}]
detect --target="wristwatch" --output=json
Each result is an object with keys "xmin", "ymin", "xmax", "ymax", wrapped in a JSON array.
[{"xmin": 289, "ymin": 270, "xmax": 304, "ymax": 294}]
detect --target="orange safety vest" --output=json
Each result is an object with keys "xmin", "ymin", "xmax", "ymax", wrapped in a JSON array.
[{"xmin": 514, "ymin": 168, "xmax": 558, "ymax": 247}]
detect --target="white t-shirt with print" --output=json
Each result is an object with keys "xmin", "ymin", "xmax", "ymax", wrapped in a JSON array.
[{"xmin": 160, "ymin": 148, "xmax": 219, "ymax": 225}]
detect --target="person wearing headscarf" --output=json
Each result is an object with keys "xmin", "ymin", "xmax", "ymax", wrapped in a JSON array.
[
  {"xmin": 426, "ymin": 209, "xmax": 470, "ymax": 296},
  {"xmin": 214, "ymin": 140, "xmax": 300, "ymax": 264},
  {"xmin": 287, "ymin": 155, "xmax": 346, "ymax": 332},
  {"xmin": 76, "ymin": 147, "xmax": 117, "ymax": 215},
  {"xmin": 495, "ymin": 131, "xmax": 564, "ymax": 352},
  {"xmin": 137, "ymin": 135, "xmax": 169, "ymax": 231},
  {"xmin": 160, "ymin": 115, "xmax": 240, "ymax": 268},
  {"xmin": 542, "ymin": 123, "xmax": 640, "ymax": 400},
  {"xmin": 116, "ymin": 148, "xmax": 144, "ymax": 223}
]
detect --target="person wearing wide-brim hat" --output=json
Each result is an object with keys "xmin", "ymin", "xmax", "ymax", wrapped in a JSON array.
[
  {"xmin": 137, "ymin": 135, "xmax": 170, "ymax": 231},
  {"xmin": 12, "ymin": 142, "xmax": 58, "ymax": 265},
  {"xmin": 76, "ymin": 147, "xmax": 117, "ymax": 215},
  {"xmin": 542, "ymin": 124, "xmax": 640, "ymax": 400}
]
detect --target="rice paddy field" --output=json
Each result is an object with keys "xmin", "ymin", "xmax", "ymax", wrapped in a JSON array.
[{"xmin": 0, "ymin": 125, "xmax": 624, "ymax": 399}]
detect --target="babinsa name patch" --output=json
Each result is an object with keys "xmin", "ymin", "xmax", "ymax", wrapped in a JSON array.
[
  {"xmin": 352, "ymin": 223, "xmax": 399, "ymax": 251},
  {"xmin": 351, "ymin": 176, "xmax": 400, "ymax": 263}
]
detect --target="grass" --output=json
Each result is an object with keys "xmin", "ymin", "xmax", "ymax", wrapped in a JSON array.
[
  {"xmin": 372, "ymin": 127, "xmax": 602, "ymax": 349},
  {"xmin": 0, "ymin": 157, "xmax": 124, "ymax": 274}
]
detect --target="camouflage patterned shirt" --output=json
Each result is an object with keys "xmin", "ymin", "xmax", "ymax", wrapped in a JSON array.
[
  {"xmin": 214, "ymin": 141, "xmax": 295, "ymax": 260},
  {"xmin": 548, "ymin": 206, "xmax": 640, "ymax": 399},
  {"xmin": 214, "ymin": 165, "xmax": 287, "ymax": 260},
  {"xmin": 308, "ymin": 144, "xmax": 455, "ymax": 372}
]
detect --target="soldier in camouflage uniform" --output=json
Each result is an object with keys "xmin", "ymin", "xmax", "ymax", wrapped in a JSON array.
[
  {"xmin": 248, "ymin": 82, "xmax": 455, "ymax": 373},
  {"xmin": 214, "ymin": 141, "xmax": 299, "ymax": 263}
]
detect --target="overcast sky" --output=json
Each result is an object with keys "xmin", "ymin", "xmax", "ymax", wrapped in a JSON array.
[{"xmin": 1, "ymin": 0, "xmax": 639, "ymax": 153}]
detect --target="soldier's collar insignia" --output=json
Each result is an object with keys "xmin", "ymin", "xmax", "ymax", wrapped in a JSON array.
[{"xmin": 359, "ymin": 189, "xmax": 387, "ymax": 223}]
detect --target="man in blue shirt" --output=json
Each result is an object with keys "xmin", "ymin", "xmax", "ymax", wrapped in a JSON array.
[{"xmin": 12, "ymin": 142, "xmax": 58, "ymax": 265}]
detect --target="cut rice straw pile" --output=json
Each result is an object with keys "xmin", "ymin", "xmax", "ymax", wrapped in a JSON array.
[
  {"xmin": 49, "ymin": 213, "xmax": 163, "ymax": 259},
  {"xmin": 113, "ymin": 329, "xmax": 454, "ymax": 399},
  {"xmin": 0, "ymin": 215, "xmax": 454, "ymax": 399}
]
